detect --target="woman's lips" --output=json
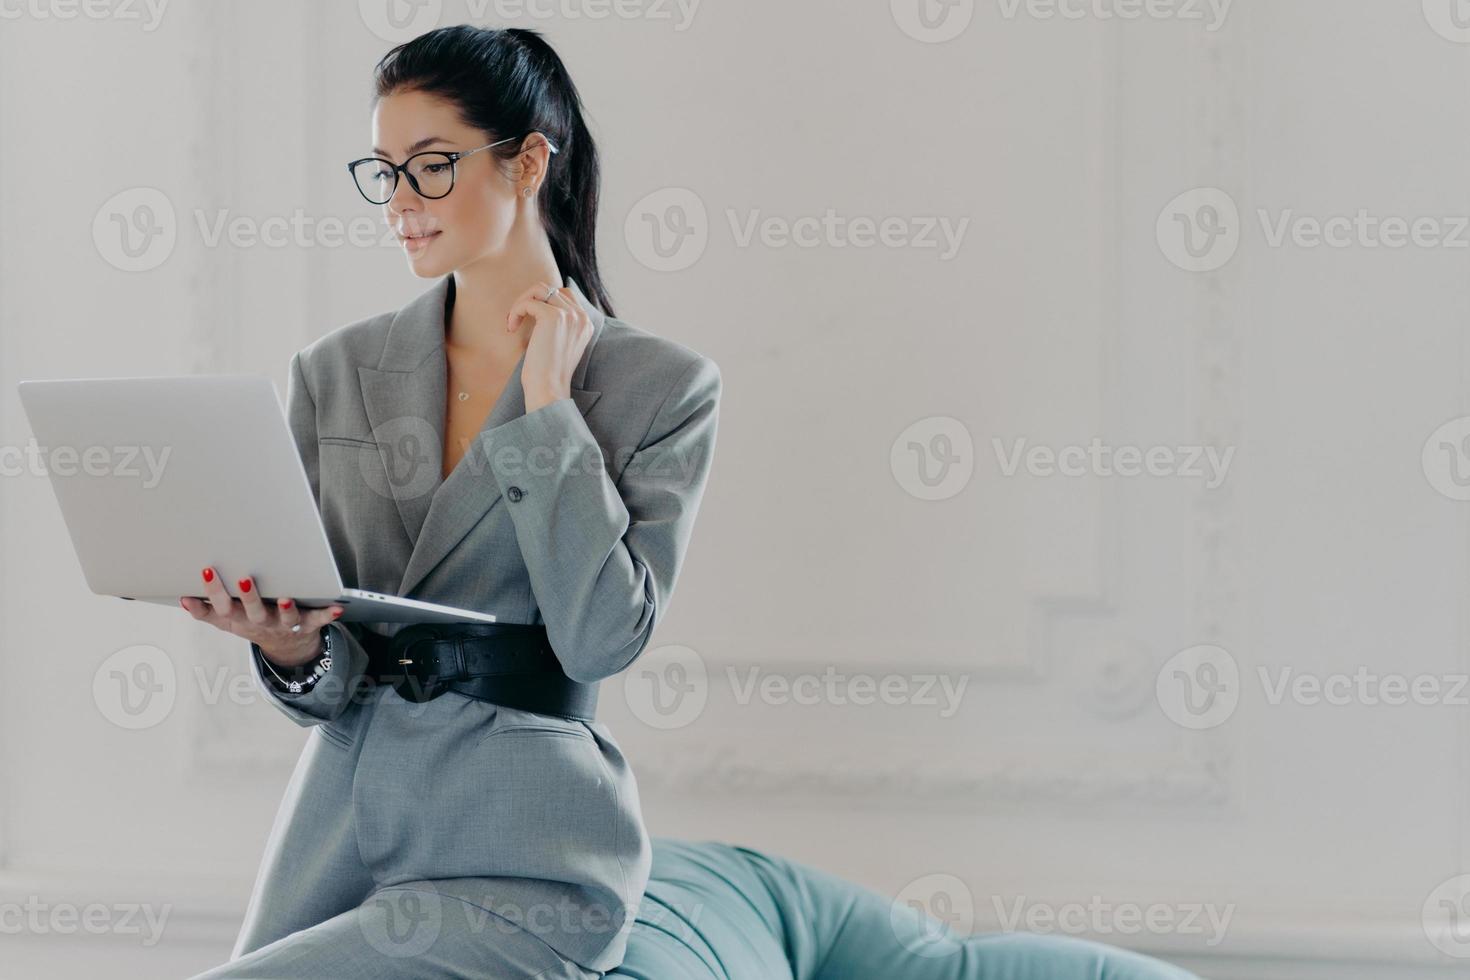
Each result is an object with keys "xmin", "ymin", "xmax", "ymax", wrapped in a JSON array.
[{"xmin": 403, "ymin": 230, "xmax": 442, "ymax": 251}]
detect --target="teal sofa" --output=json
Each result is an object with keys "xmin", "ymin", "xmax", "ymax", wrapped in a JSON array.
[{"xmin": 609, "ymin": 839, "xmax": 1202, "ymax": 980}]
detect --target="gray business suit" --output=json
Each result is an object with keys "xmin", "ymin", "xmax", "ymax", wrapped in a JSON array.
[{"xmin": 193, "ymin": 274, "xmax": 721, "ymax": 978}]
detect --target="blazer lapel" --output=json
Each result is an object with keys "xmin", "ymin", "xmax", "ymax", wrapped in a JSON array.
[{"xmin": 358, "ymin": 273, "xmax": 605, "ymax": 600}]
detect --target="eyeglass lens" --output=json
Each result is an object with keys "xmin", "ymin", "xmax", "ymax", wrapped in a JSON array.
[{"xmin": 351, "ymin": 153, "xmax": 457, "ymax": 204}]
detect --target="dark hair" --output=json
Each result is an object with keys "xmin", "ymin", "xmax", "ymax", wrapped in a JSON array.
[{"xmin": 372, "ymin": 25, "xmax": 615, "ymax": 318}]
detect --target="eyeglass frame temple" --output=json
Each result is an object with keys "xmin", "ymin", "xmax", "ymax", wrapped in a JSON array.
[{"xmin": 346, "ymin": 132, "xmax": 560, "ymax": 202}]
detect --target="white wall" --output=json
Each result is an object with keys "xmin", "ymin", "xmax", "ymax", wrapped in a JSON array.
[{"xmin": 2, "ymin": 1, "xmax": 1468, "ymax": 977}]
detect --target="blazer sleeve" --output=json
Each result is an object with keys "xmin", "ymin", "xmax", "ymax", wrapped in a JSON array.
[
  {"xmin": 246, "ymin": 348, "xmax": 373, "ymax": 728},
  {"xmin": 481, "ymin": 354, "xmax": 721, "ymax": 683}
]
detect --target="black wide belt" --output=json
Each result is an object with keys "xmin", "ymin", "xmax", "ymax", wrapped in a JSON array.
[{"xmin": 358, "ymin": 622, "xmax": 598, "ymax": 721}]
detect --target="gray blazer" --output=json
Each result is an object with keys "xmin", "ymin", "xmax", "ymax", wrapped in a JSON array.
[{"xmin": 242, "ymin": 273, "xmax": 721, "ymax": 972}]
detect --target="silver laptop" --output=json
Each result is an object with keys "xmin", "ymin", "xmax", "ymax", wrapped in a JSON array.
[{"xmin": 17, "ymin": 374, "xmax": 496, "ymax": 624}]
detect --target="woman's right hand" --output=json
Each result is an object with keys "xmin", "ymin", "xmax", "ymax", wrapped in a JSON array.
[{"xmin": 180, "ymin": 566, "xmax": 344, "ymax": 668}]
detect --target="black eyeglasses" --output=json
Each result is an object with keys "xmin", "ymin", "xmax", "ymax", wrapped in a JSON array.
[{"xmin": 346, "ymin": 133, "xmax": 559, "ymax": 205}]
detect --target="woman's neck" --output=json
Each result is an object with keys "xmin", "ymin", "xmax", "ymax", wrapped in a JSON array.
[{"xmin": 445, "ymin": 249, "xmax": 562, "ymax": 362}]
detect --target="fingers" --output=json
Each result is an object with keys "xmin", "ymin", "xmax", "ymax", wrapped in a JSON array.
[
  {"xmin": 280, "ymin": 596, "xmax": 339, "ymax": 636},
  {"xmin": 200, "ymin": 566, "xmax": 235, "ymax": 619},
  {"xmin": 182, "ymin": 571, "xmax": 345, "ymax": 653},
  {"xmin": 506, "ymin": 288, "xmax": 541, "ymax": 334},
  {"xmin": 275, "ymin": 596, "xmax": 302, "ymax": 634},
  {"xmin": 184, "ymin": 570, "xmax": 342, "ymax": 643},
  {"xmin": 544, "ymin": 286, "xmax": 581, "ymax": 320},
  {"xmin": 506, "ymin": 281, "xmax": 570, "ymax": 334},
  {"xmin": 505, "ymin": 283, "xmax": 541, "ymax": 333},
  {"xmin": 547, "ymin": 286, "xmax": 590, "ymax": 334},
  {"xmin": 300, "ymin": 602, "xmax": 345, "ymax": 634},
  {"xmin": 237, "ymin": 574, "xmax": 269, "ymax": 626}
]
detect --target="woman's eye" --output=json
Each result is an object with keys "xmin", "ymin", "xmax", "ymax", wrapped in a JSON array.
[{"xmin": 422, "ymin": 163, "xmax": 448, "ymax": 175}]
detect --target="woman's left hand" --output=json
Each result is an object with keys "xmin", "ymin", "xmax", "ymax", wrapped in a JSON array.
[{"xmin": 507, "ymin": 281, "xmax": 595, "ymax": 413}]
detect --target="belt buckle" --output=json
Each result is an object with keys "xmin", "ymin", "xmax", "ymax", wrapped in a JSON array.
[{"xmin": 388, "ymin": 625, "xmax": 460, "ymax": 704}]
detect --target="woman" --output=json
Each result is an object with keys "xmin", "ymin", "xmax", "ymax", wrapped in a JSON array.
[{"xmin": 184, "ymin": 24, "xmax": 721, "ymax": 979}]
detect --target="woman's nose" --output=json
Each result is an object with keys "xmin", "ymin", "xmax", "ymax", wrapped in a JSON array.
[{"xmin": 387, "ymin": 172, "xmax": 423, "ymax": 210}]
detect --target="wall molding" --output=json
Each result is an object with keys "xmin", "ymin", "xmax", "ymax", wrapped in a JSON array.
[
  {"xmin": 630, "ymin": 735, "xmax": 1229, "ymax": 807},
  {"xmin": 631, "ymin": 25, "xmax": 1241, "ymax": 813}
]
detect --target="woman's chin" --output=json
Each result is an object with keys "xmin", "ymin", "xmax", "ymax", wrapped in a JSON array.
[{"xmin": 405, "ymin": 251, "xmax": 451, "ymax": 277}]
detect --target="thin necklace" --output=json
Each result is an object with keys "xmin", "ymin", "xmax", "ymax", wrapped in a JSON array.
[
  {"xmin": 448, "ymin": 352, "xmax": 505, "ymax": 402},
  {"xmin": 446, "ymin": 358, "xmax": 471, "ymax": 402},
  {"xmin": 446, "ymin": 300, "xmax": 472, "ymax": 402},
  {"xmin": 446, "ymin": 357, "xmax": 466, "ymax": 401},
  {"xmin": 447, "ymin": 340, "xmax": 525, "ymax": 402}
]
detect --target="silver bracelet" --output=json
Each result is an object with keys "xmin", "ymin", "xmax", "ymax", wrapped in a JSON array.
[{"xmin": 257, "ymin": 627, "xmax": 334, "ymax": 694}]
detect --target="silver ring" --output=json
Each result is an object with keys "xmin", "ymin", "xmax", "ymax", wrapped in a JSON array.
[
  {"xmin": 290, "ymin": 624, "xmax": 302, "ymax": 633},
  {"xmin": 543, "ymin": 285, "xmax": 557, "ymax": 302}
]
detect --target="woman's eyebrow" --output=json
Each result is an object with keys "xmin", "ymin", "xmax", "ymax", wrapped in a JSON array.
[{"xmin": 370, "ymin": 136, "xmax": 453, "ymax": 157}]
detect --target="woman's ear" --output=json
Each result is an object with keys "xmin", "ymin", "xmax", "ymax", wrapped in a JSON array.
[{"xmin": 513, "ymin": 133, "xmax": 556, "ymax": 192}]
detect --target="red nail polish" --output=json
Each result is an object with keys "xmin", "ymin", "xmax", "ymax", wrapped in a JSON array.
[
  {"xmin": 332, "ymin": 608, "xmax": 343, "ymax": 618},
  {"xmin": 238, "ymin": 578, "xmax": 252, "ymax": 594},
  {"xmin": 202, "ymin": 567, "xmax": 214, "ymax": 583},
  {"xmin": 279, "ymin": 598, "xmax": 293, "ymax": 609}
]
